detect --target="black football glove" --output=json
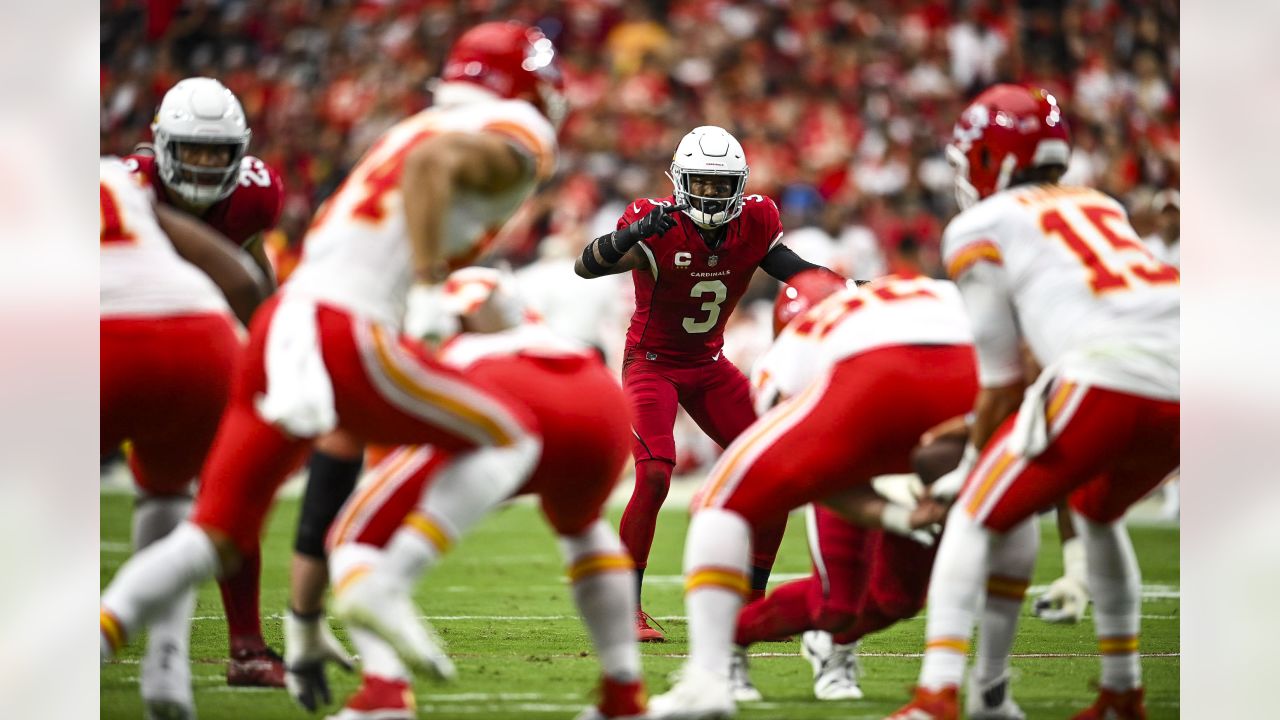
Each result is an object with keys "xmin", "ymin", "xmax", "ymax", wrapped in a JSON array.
[{"xmin": 623, "ymin": 203, "xmax": 688, "ymax": 242}]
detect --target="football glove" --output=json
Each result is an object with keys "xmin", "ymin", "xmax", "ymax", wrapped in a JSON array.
[
  {"xmin": 1032, "ymin": 537, "xmax": 1090, "ymax": 623},
  {"xmin": 284, "ymin": 609, "xmax": 355, "ymax": 712},
  {"xmin": 621, "ymin": 203, "xmax": 687, "ymax": 243}
]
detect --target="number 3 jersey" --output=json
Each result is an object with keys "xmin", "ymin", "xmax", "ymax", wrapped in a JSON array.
[
  {"xmin": 942, "ymin": 184, "xmax": 1179, "ymax": 399},
  {"xmin": 621, "ymin": 194, "xmax": 783, "ymax": 364},
  {"xmin": 125, "ymin": 153, "xmax": 284, "ymax": 248}
]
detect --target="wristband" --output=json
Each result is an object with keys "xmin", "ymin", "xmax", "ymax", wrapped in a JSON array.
[{"xmin": 1061, "ymin": 536, "xmax": 1087, "ymax": 582}]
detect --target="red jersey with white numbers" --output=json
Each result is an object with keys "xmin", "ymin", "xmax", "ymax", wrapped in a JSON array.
[
  {"xmin": 622, "ymin": 195, "xmax": 784, "ymax": 364},
  {"xmin": 124, "ymin": 153, "xmax": 284, "ymax": 248}
]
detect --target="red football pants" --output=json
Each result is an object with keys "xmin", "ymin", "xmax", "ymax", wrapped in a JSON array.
[
  {"xmin": 959, "ymin": 381, "xmax": 1180, "ymax": 532},
  {"xmin": 327, "ymin": 353, "xmax": 633, "ymax": 549},
  {"xmin": 701, "ymin": 344, "xmax": 978, "ymax": 527},
  {"xmin": 101, "ymin": 313, "xmax": 241, "ymax": 495},
  {"xmin": 190, "ymin": 295, "xmax": 536, "ymax": 553},
  {"xmin": 619, "ymin": 353, "xmax": 783, "ymax": 571}
]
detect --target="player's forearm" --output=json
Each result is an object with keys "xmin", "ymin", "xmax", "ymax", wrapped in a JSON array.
[
  {"xmin": 759, "ymin": 244, "xmax": 831, "ymax": 282},
  {"xmin": 244, "ymin": 233, "xmax": 278, "ymax": 291},
  {"xmin": 971, "ymin": 381, "xmax": 1025, "ymax": 450},
  {"xmin": 157, "ymin": 204, "xmax": 269, "ymax": 326},
  {"xmin": 402, "ymin": 147, "xmax": 456, "ymax": 284},
  {"xmin": 575, "ymin": 231, "xmax": 641, "ymax": 278}
]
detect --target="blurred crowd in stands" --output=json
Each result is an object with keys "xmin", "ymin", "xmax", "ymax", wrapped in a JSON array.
[{"xmin": 102, "ymin": 0, "xmax": 1179, "ymax": 282}]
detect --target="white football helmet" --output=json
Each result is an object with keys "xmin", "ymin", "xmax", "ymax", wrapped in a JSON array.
[
  {"xmin": 666, "ymin": 125, "xmax": 749, "ymax": 229},
  {"xmin": 151, "ymin": 77, "xmax": 251, "ymax": 207}
]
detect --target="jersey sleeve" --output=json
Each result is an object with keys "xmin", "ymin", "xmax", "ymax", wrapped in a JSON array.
[
  {"xmin": 237, "ymin": 157, "xmax": 285, "ymax": 237},
  {"xmin": 756, "ymin": 194, "xmax": 785, "ymax": 250},
  {"xmin": 480, "ymin": 102, "xmax": 559, "ymax": 182},
  {"xmin": 954, "ymin": 260, "xmax": 1023, "ymax": 387},
  {"xmin": 941, "ymin": 210, "xmax": 1005, "ymax": 282}
]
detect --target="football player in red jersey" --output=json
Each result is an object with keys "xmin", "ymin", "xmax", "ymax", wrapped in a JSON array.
[
  {"xmin": 576, "ymin": 125, "xmax": 836, "ymax": 641},
  {"xmin": 124, "ymin": 76, "xmax": 293, "ymax": 687}
]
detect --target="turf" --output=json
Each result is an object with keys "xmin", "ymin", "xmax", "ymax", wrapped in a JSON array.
[{"xmin": 101, "ymin": 492, "xmax": 1179, "ymax": 719}]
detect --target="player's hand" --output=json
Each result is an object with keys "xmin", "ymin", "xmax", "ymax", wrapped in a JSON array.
[
  {"xmin": 1032, "ymin": 574, "xmax": 1090, "ymax": 623},
  {"xmin": 284, "ymin": 609, "xmax": 356, "ymax": 712},
  {"xmin": 628, "ymin": 203, "xmax": 688, "ymax": 240},
  {"xmin": 1032, "ymin": 536, "xmax": 1090, "ymax": 623}
]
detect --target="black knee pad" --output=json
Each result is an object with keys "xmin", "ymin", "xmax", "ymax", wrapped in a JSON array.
[{"xmin": 293, "ymin": 450, "xmax": 363, "ymax": 559}]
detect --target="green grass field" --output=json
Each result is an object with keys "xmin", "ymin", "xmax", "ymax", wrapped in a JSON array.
[{"xmin": 101, "ymin": 491, "xmax": 1179, "ymax": 719}]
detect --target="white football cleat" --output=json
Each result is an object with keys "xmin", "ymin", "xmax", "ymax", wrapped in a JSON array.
[
  {"xmin": 728, "ymin": 647, "xmax": 762, "ymax": 702},
  {"xmin": 141, "ymin": 636, "xmax": 195, "ymax": 720},
  {"xmin": 966, "ymin": 671, "xmax": 1026, "ymax": 720},
  {"xmin": 332, "ymin": 571, "xmax": 456, "ymax": 681},
  {"xmin": 800, "ymin": 631, "xmax": 863, "ymax": 700},
  {"xmin": 647, "ymin": 664, "xmax": 736, "ymax": 719}
]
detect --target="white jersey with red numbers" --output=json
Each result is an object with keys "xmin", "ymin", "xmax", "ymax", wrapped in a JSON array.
[
  {"xmin": 942, "ymin": 184, "xmax": 1179, "ymax": 400},
  {"xmin": 99, "ymin": 157, "xmax": 229, "ymax": 319},
  {"xmin": 285, "ymin": 99, "xmax": 557, "ymax": 328},
  {"xmin": 750, "ymin": 274, "xmax": 974, "ymax": 415}
]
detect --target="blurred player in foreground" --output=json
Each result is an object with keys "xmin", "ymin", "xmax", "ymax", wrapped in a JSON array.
[
  {"xmin": 726, "ymin": 274, "xmax": 943, "ymax": 705},
  {"xmin": 888, "ymin": 85, "xmax": 1179, "ymax": 720},
  {"xmin": 100, "ymin": 157, "xmax": 270, "ymax": 717},
  {"xmin": 99, "ymin": 20, "xmax": 564, "ymax": 714},
  {"xmin": 126, "ymin": 74, "xmax": 291, "ymax": 687},
  {"xmin": 575, "ymin": 125, "xmax": 832, "ymax": 641},
  {"xmin": 646, "ymin": 271, "xmax": 978, "ymax": 718},
  {"xmin": 305, "ymin": 268, "xmax": 644, "ymax": 720}
]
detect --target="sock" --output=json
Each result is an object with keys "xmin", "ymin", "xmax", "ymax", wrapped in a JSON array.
[
  {"xmin": 1079, "ymin": 515, "xmax": 1142, "ymax": 691},
  {"xmin": 219, "ymin": 547, "xmax": 266, "ymax": 651},
  {"xmin": 294, "ymin": 450, "xmax": 362, "ymax": 558},
  {"xmin": 919, "ymin": 506, "xmax": 991, "ymax": 690},
  {"xmin": 748, "ymin": 518, "xmax": 786, "ymax": 591},
  {"xmin": 683, "ymin": 508, "xmax": 751, "ymax": 677},
  {"xmin": 133, "ymin": 496, "xmax": 197, "ymax": 703},
  {"xmin": 381, "ymin": 438, "xmax": 539, "ymax": 585},
  {"xmin": 102, "ymin": 522, "xmax": 220, "ymax": 656},
  {"xmin": 329, "ymin": 542, "xmax": 384, "ymax": 594},
  {"xmin": 560, "ymin": 520, "xmax": 641, "ymax": 682},
  {"xmin": 973, "ymin": 517, "xmax": 1038, "ymax": 686},
  {"xmin": 634, "ymin": 566, "xmax": 646, "ymax": 608},
  {"xmin": 735, "ymin": 577, "xmax": 816, "ymax": 645},
  {"xmin": 619, "ymin": 460, "xmax": 673, "ymax": 580},
  {"xmin": 350, "ymin": 627, "xmax": 410, "ymax": 683}
]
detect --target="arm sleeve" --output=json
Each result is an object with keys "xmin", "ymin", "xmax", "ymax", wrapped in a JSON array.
[
  {"xmin": 759, "ymin": 244, "xmax": 828, "ymax": 282},
  {"xmin": 955, "ymin": 260, "xmax": 1023, "ymax": 387}
]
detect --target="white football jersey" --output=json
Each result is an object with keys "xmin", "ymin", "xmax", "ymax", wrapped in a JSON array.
[
  {"xmin": 286, "ymin": 98, "xmax": 557, "ymax": 328},
  {"xmin": 943, "ymin": 184, "xmax": 1179, "ymax": 399},
  {"xmin": 99, "ymin": 157, "xmax": 229, "ymax": 318},
  {"xmin": 750, "ymin": 275, "xmax": 974, "ymax": 415}
]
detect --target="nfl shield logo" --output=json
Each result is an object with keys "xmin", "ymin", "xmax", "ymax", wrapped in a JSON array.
[{"xmin": 708, "ymin": 254, "xmax": 719, "ymax": 267}]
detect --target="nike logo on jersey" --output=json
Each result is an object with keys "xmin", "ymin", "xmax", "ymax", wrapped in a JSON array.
[
  {"xmin": 711, "ymin": 350, "xmax": 722, "ymax": 361},
  {"xmin": 632, "ymin": 202, "xmax": 645, "ymax": 214}
]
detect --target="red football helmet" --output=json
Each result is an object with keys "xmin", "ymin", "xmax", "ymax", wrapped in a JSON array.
[
  {"xmin": 773, "ymin": 269, "xmax": 851, "ymax": 337},
  {"xmin": 442, "ymin": 21, "xmax": 566, "ymax": 127},
  {"xmin": 946, "ymin": 84, "xmax": 1071, "ymax": 209}
]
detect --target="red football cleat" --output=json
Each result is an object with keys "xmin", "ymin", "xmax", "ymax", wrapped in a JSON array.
[
  {"xmin": 226, "ymin": 644, "xmax": 286, "ymax": 688},
  {"xmin": 1072, "ymin": 686, "xmax": 1147, "ymax": 720},
  {"xmin": 885, "ymin": 685, "xmax": 959, "ymax": 720},
  {"xmin": 635, "ymin": 610, "xmax": 666, "ymax": 643},
  {"xmin": 580, "ymin": 676, "xmax": 647, "ymax": 719},
  {"xmin": 330, "ymin": 675, "xmax": 416, "ymax": 720}
]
